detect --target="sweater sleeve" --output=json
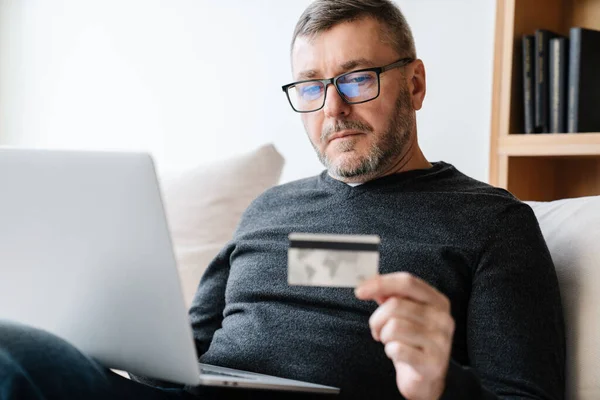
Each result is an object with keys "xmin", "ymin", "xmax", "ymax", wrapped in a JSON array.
[
  {"xmin": 188, "ymin": 241, "xmax": 234, "ymax": 358},
  {"xmin": 441, "ymin": 203, "xmax": 566, "ymax": 399}
]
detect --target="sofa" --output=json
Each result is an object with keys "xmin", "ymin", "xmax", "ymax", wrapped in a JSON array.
[
  {"xmin": 161, "ymin": 143, "xmax": 599, "ymax": 399},
  {"xmin": 525, "ymin": 196, "xmax": 599, "ymax": 400}
]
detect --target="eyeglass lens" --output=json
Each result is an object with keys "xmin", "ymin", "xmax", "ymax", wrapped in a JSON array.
[{"xmin": 287, "ymin": 70, "xmax": 379, "ymax": 112}]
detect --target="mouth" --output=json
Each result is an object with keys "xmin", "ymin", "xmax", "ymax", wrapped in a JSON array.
[{"xmin": 328, "ymin": 130, "xmax": 364, "ymax": 143}]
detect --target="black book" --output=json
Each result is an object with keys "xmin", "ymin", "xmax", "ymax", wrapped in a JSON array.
[
  {"xmin": 568, "ymin": 27, "xmax": 600, "ymax": 133},
  {"xmin": 549, "ymin": 37, "xmax": 568, "ymax": 133},
  {"xmin": 534, "ymin": 29, "xmax": 560, "ymax": 133},
  {"xmin": 522, "ymin": 35, "xmax": 535, "ymax": 134}
]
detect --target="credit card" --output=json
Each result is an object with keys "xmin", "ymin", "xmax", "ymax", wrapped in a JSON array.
[{"xmin": 287, "ymin": 233, "xmax": 380, "ymax": 288}]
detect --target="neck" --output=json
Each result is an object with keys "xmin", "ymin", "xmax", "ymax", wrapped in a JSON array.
[{"xmin": 382, "ymin": 136, "xmax": 432, "ymax": 177}]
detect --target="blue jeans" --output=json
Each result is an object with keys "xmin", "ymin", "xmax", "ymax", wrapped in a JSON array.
[{"xmin": 0, "ymin": 320, "xmax": 337, "ymax": 400}]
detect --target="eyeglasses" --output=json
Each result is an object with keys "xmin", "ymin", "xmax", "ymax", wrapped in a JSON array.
[{"xmin": 281, "ymin": 57, "xmax": 414, "ymax": 113}]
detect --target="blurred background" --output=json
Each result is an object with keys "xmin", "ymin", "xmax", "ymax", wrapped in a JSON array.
[{"xmin": 0, "ymin": 0, "xmax": 495, "ymax": 183}]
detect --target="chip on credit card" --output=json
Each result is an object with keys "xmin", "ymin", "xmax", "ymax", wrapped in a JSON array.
[{"xmin": 287, "ymin": 233, "xmax": 380, "ymax": 288}]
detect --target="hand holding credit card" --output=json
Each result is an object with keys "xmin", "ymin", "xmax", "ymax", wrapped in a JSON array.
[{"xmin": 287, "ymin": 233, "xmax": 380, "ymax": 287}]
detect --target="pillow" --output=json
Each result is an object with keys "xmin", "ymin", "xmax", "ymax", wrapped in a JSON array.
[
  {"xmin": 526, "ymin": 196, "xmax": 600, "ymax": 400},
  {"xmin": 160, "ymin": 144, "xmax": 285, "ymax": 307}
]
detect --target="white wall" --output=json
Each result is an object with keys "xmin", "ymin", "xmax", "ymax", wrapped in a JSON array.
[{"xmin": 0, "ymin": 0, "xmax": 495, "ymax": 183}]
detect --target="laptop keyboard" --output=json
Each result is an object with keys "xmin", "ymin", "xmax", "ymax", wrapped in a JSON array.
[{"xmin": 200, "ymin": 368, "xmax": 256, "ymax": 380}]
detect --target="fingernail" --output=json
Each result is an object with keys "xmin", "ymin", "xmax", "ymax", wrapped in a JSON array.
[{"xmin": 355, "ymin": 286, "xmax": 368, "ymax": 298}]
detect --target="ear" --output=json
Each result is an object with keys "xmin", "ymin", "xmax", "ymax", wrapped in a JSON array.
[{"xmin": 407, "ymin": 59, "xmax": 426, "ymax": 111}]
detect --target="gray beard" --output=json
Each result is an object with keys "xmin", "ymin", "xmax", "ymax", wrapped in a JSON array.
[{"xmin": 311, "ymin": 87, "xmax": 414, "ymax": 181}]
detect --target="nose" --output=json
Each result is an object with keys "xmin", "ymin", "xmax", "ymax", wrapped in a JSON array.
[{"xmin": 323, "ymin": 84, "xmax": 351, "ymax": 118}]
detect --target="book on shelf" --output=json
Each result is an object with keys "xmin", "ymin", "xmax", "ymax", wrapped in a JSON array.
[
  {"xmin": 568, "ymin": 27, "xmax": 600, "ymax": 133},
  {"xmin": 549, "ymin": 37, "xmax": 568, "ymax": 133},
  {"xmin": 534, "ymin": 29, "xmax": 561, "ymax": 133},
  {"xmin": 521, "ymin": 27, "xmax": 600, "ymax": 134},
  {"xmin": 522, "ymin": 35, "xmax": 535, "ymax": 134}
]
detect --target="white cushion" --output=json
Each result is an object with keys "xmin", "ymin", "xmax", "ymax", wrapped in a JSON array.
[
  {"xmin": 526, "ymin": 196, "xmax": 600, "ymax": 400},
  {"xmin": 160, "ymin": 144, "xmax": 284, "ymax": 307}
]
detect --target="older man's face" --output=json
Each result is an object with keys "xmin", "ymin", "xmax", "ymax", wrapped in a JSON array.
[{"xmin": 291, "ymin": 17, "xmax": 417, "ymax": 182}]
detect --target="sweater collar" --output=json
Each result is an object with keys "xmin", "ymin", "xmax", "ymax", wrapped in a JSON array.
[{"xmin": 319, "ymin": 161, "xmax": 451, "ymax": 193}]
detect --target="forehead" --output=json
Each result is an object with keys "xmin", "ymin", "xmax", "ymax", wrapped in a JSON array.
[{"xmin": 291, "ymin": 17, "xmax": 398, "ymax": 79}]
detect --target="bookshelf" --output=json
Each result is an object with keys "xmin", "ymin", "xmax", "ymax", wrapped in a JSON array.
[{"xmin": 489, "ymin": 0, "xmax": 600, "ymax": 201}]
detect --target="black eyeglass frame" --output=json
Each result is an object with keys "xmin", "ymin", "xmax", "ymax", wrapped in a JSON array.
[{"xmin": 281, "ymin": 57, "xmax": 415, "ymax": 113}]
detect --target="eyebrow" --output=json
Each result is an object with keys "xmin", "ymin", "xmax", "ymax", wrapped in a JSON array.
[{"xmin": 296, "ymin": 58, "xmax": 376, "ymax": 80}]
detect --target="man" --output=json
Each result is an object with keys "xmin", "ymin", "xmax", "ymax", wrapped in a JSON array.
[{"xmin": 0, "ymin": 1, "xmax": 565, "ymax": 399}]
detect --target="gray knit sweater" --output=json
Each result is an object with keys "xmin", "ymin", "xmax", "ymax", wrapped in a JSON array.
[{"xmin": 189, "ymin": 161, "xmax": 565, "ymax": 399}]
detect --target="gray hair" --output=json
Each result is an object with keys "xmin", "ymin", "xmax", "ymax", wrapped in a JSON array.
[{"xmin": 291, "ymin": 0, "xmax": 417, "ymax": 59}]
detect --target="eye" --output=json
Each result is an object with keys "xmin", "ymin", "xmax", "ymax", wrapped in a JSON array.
[
  {"xmin": 340, "ymin": 73, "xmax": 375, "ymax": 85},
  {"xmin": 350, "ymin": 75, "xmax": 371, "ymax": 83},
  {"xmin": 299, "ymin": 83, "xmax": 323, "ymax": 100}
]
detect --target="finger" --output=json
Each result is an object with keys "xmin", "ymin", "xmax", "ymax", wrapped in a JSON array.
[
  {"xmin": 378, "ymin": 317, "xmax": 443, "ymax": 355},
  {"xmin": 369, "ymin": 297, "xmax": 431, "ymax": 340},
  {"xmin": 384, "ymin": 340, "xmax": 448, "ymax": 388},
  {"xmin": 356, "ymin": 272, "xmax": 450, "ymax": 312},
  {"xmin": 371, "ymin": 298, "xmax": 456, "ymax": 343},
  {"xmin": 384, "ymin": 340, "xmax": 425, "ymax": 370}
]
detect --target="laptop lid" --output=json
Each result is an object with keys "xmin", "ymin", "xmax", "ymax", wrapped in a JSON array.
[{"xmin": 0, "ymin": 148, "xmax": 202, "ymax": 385}]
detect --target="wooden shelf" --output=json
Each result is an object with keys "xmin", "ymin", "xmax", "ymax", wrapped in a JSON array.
[
  {"xmin": 489, "ymin": 0, "xmax": 600, "ymax": 201},
  {"xmin": 498, "ymin": 133, "xmax": 600, "ymax": 156}
]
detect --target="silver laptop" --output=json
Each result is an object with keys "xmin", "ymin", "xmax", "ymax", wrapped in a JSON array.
[{"xmin": 0, "ymin": 148, "xmax": 339, "ymax": 395}]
